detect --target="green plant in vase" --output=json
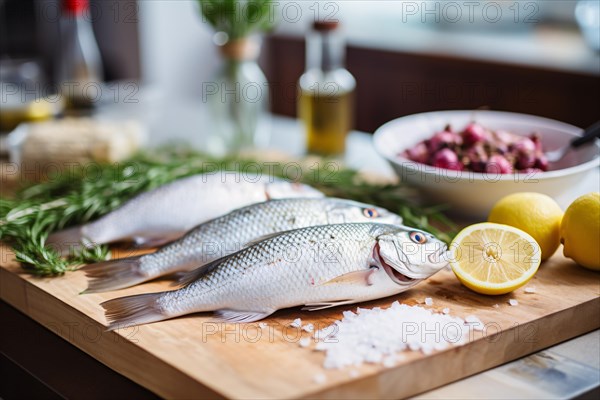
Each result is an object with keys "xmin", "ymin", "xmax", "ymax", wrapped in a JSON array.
[{"xmin": 198, "ymin": 0, "xmax": 276, "ymax": 155}]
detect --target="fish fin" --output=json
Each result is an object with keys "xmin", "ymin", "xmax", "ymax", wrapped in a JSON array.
[
  {"xmin": 47, "ymin": 226, "xmax": 88, "ymax": 256},
  {"xmin": 81, "ymin": 256, "xmax": 146, "ymax": 293},
  {"xmin": 101, "ymin": 293, "xmax": 167, "ymax": 331},
  {"xmin": 319, "ymin": 267, "xmax": 378, "ymax": 287},
  {"xmin": 132, "ymin": 233, "xmax": 182, "ymax": 249},
  {"xmin": 302, "ymin": 300, "xmax": 355, "ymax": 312},
  {"xmin": 242, "ymin": 230, "xmax": 292, "ymax": 248},
  {"xmin": 166, "ymin": 272, "xmax": 189, "ymax": 285},
  {"xmin": 175, "ymin": 255, "xmax": 233, "ymax": 287},
  {"xmin": 214, "ymin": 309, "xmax": 274, "ymax": 323}
]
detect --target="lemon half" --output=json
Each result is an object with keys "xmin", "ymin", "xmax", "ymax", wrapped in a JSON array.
[{"xmin": 450, "ymin": 223, "xmax": 542, "ymax": 295}]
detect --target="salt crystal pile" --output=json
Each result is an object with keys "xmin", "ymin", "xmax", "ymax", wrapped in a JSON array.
[
  {"xmin": 290, "ymin": 318, "xmax": 302, "ymax": 328},
  {"xmin": 464, "ymin": 315, "xmax": 484, "ymax": 331},
  {"xmin": 382, "ymin": 355, "xmax": 399, "ymax": 368},
  {"xmin": 314, "ymin": 325, "xmax": 337, "ymax": 341},
  {"xmin": 312, "ymin": 301, "xmax": 474, "ymax": 369},
  {"xmin": 313, "ymin": 373, "xmax": 327, "ymax": 384}
]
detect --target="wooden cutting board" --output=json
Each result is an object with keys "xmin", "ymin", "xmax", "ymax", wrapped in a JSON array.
[{"xmin": 1, "ymin": 243, "xmax": 598, "ymax": 399}]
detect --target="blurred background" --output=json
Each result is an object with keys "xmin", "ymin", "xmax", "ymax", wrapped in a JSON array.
[
  {"xmin": 1, "ymin": 4, "xmax": 599, "ymax": 396},
  {"xmin": 1, "ymin": 0, "xmax": 599, "ymax": 153}
]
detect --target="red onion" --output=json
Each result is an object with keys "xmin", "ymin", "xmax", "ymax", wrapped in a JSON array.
[
  {"xmin": 462, "ymin": 123, "xmax": 486, "ymax": 146},
  {"xmin": 428, "ymin": 131, "xmax": 463, "ymax": 152},
  {"xmin": 433, "ymin": 149, "xmax": 463, "ymax": 171},
  {"xmin": 404, "ymin": 142, "xmax": 429, "ymax": 164},
  {"xmin": 486, "ymin": 155, "xmax": 513, "ymax": 174},
  {"xmin": 515, "ymin": 138, "xmax": 536, "ymax": 154},
  {"xmin": 401, "ymin": 123, "xmax": 546, "ymax": 174},
  {"xmin": 534, "ymin": 155, "xmax": 549, "ymax": 171}
]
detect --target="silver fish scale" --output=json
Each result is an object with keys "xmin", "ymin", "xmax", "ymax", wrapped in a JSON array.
[
  {"xmin": 83, "ymin": 174, "xmax": 270, "ymax": 244},
  {"xmin": 139, "ymin": 199, "xmax": 374, "ymax": 278},
  {"xmin": 82, "ymin": 173, "xmax": 322, "ymax": 245},
  {"xmin": 158, "ymin": 223, "xmax": 395, "ymax": 316}
]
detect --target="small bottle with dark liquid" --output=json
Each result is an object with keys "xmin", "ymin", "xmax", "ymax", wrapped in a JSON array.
[
  {"xmin": 58, "ymin": 0, "xmax": 104, "ymax": 110},
  {"xmin": 298, "ymin": 21, "xmax": 356, "ymax": 156}
]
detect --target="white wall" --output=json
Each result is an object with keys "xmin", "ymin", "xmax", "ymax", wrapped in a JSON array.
[
  {"xmin": 135, "ymin": 0, "xmax": 579, "ymax": 98},
  {"xmin": 137, "ymin": 0, "xmax": 219, "ymax": 98}
]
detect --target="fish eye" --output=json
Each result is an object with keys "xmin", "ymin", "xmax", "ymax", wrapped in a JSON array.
[
  {"xmin": 363, "ymin": 208, "xmax": 379, "ymax": 218},
  {"xmin": 409, "ymin": 231, "xmax": 427, "ymax": 244}
]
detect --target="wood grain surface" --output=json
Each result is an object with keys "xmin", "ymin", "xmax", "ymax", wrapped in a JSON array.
[{"xmin": 1, "ymin": 243, "xmax": 598, "ymax": 399}]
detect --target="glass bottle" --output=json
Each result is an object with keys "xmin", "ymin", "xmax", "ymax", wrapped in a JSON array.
[
  {"xmin": 206, "ymin": 37, "xmax": 270, "ymax": 156},
  {"xmin": 58, "ymin": 0, "xmax": 104, "ymax": 109},
  {"xmin": 299, "ymin": 21, "xmax": 356, "ymax": 156}
]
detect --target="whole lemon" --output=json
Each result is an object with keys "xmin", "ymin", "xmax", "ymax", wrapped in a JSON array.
[
  {"xmin": 488, "ymin": 192, "xmax": 563, "ymax": 261},
  {"xmin": 560, "ymin": 192, "xmax": 600, "ymax": 270}
]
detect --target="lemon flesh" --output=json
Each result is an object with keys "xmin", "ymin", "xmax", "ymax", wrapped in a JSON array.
[
  {"xmin": 450, "ymin": 223, "xmax": 542, "ymax": 295},
  {"xmin": 488, "ymin": 192, "xmax": 563, "ymax": 261},
  {"xmin": 560, "ymin": 192, "xmax": 600, "ymax": 271}
]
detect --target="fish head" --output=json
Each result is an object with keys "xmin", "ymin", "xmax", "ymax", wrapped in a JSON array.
[
  {"xmin": 374, "ymin": 226, "xmax": 448, "ymax": 287},
  {"xmin": 326, "ymin": 200, "xmax": 403, "ymax": 225},
  {"xmin": 265, "ymin": 181, "xmax": 324, "ymax": 199}
]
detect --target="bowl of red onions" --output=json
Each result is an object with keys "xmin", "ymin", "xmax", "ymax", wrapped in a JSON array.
[{"xmin": 373, "ymin": 110, "xmax": 600, "ymax": 217}]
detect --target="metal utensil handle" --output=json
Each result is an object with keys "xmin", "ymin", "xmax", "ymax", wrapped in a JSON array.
[{"xmin": 572, "ymin": 120, "xmax": 600, "ymax": 148}]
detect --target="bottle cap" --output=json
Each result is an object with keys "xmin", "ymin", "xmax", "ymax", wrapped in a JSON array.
[
  {"xmin": 313, "ymin": 20, "xmax": 339, "ymax": 32},
  {"xmin": 64, "ymin": 0, "xmax": 88, "ymax": 15}
]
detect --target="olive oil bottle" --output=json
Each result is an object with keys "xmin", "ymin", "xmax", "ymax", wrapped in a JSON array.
[{"xmin": 298, "ymin": 21, "xmax": 356, "ymax": 156}]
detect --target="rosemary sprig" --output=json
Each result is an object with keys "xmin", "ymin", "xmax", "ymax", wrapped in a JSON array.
[{"xmin": 0, "ymin": 148, "xmax": 456, "ymax": 276}]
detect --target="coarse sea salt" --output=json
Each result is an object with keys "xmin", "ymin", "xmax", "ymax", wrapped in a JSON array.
[
  {"xmin": 313, "ymin": 373, "xmax": 327, "ymax": 384},
  {"xmin": 302, "ymin": 323, "xmax": 314, "ymax": 333},
  {"xmin": 314, "ymin": 325, "xmax": 337, "ymax": 341},
  {"xmin": 524, "ymin": 287, "xmax": 536, "ymax": 294},
  {"xmin": 425, "ymin": 297, "xmax": 433, "ymax": 306},
  {"xmin": 464, "ymin": 315, "xmax": 484, "ymax": 331},
  {"xmin": 290, "ymin": 318, "xmax": 302, "ymax": 328},
  {"xmin": 382, "ymin": 355, "xmax": 398, "ymax": 368},
  {"xmin": 312, "ymin": 302, "xmax": 477, "ymax": 370},
  {"xmin": 509, "ymin": 299, "xmax": 519, "ymax": 306},
  {"xmin": 442, "ymin": 308, "xmax": 450, "ymax": 315},
  {"xmin": 299, "ymin": 338, "xmax": 311, "ymax": 348},
  {"xmin": 258, "ymin": 322, "xmax": 268, "ymax": 329}
]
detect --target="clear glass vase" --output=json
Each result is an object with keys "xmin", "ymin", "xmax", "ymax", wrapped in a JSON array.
[{"xmin": 206, "ymin": 37, "xmax": 270, "ymax": 156}]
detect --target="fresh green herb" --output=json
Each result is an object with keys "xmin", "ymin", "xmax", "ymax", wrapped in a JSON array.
[
  {"xmin": 0, "ymin": 148, "xmax": 456, "ymax": 276},
  {"xmin": 198, "ymin": 0, "xmax": 276, "ymax": 40}
]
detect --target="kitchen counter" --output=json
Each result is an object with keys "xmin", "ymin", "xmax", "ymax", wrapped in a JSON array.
[{"xmin": 2, "ymin": 98, "xmax": 599, "ymax": 398}]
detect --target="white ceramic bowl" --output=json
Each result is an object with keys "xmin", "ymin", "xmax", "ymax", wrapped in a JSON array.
[{"xmin": 373, "ymin": 110, "xmax": 600, "ymax": 218}]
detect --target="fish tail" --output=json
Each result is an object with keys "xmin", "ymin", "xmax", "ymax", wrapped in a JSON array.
[
  {"xmin": 101, "ymin": 293, "xmax": 167, "ymax": 331},
  {"xmin": 47, "ymin": 226, "xmax": 86, "ymax": 256},
  {"xmin": 81, "ymin": 256, "xmax": 147, "ymax": 293}
]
